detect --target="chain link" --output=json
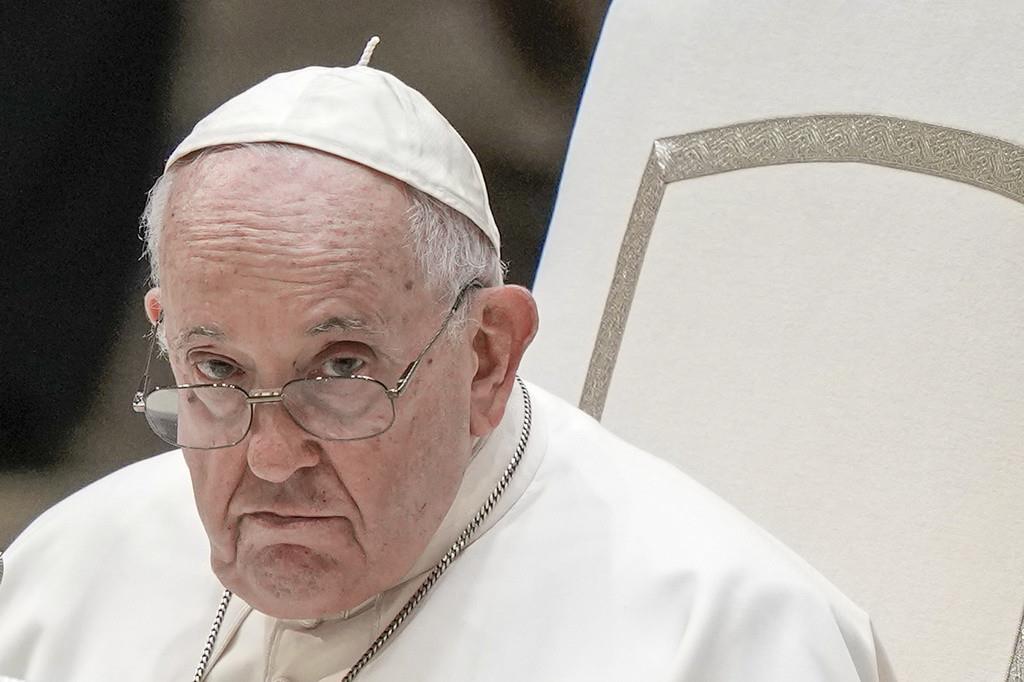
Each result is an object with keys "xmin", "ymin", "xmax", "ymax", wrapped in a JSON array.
[{"xmin": 192, "ymin": 587, "xmax": 233, "ymax": 681}]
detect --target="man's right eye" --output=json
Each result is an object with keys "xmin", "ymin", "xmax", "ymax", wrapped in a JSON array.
[{"xmin": 196, "ymin": 358, "xmax": 238, "ymax": 382}]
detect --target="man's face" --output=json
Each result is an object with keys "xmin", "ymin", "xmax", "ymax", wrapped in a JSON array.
[{"xmin": 149, "ymin": 147, "xmax": 478, "ymax": 618}]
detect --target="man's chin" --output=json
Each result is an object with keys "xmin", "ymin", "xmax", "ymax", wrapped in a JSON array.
[{"xmin": 215, "ymin": 543, "xmax": 373, "ymax": 619}]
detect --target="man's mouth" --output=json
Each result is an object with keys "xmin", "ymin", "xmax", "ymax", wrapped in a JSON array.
[{"xmin": 247, "ymin": 511, "xmax": 341, "ymax": 529}]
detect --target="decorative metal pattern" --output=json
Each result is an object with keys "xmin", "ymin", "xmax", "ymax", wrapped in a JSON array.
[
  {"xmin": 579, "ymin": 114, "xmax": 1024, "ymax": 418},
  {"xmin": 1007, "ymin": 603, "xmax": 1024, "ymax": 682},
  {"xmin": 574, "ymin": 113, "xmax": 1024, "ymax": 681},
  {"xmin": 192, "ymin": 377, "xmax": 533, "ymax": 680}
]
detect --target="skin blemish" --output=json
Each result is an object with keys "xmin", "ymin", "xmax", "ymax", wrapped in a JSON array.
[{"xmin": 403, "ymin": 279, "xmax": 413, "ymax": 291}]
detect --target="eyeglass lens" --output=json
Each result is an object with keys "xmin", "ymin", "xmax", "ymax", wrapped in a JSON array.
[{"xmin": 143, "ymin": 378, "xmax": 396, "ymax": 449}]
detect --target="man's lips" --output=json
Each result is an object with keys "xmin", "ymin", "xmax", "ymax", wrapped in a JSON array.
[
  {"xmin": 245, "ymin": 511, "xmax": 345, "ymax": 529},
  {"xmin": 237, "ymin": 511, "xmax": 363, "ymax": 555}
]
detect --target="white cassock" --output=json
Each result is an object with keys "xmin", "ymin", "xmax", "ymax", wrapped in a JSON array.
[{"xmin": 0, "ymin": 381, "xmax": 889, "ymax": 681}]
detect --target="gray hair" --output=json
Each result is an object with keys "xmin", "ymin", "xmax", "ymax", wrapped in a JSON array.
[{"xmin": 140, "ymin": 143, "xmax": 504, "ymax": 308}]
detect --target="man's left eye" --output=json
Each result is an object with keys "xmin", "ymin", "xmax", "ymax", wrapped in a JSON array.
[{"xmin": 321, "ymin": 357, "xmax": 366, "ymax": 378}]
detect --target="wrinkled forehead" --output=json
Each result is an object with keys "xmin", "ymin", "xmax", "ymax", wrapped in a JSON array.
[
  {"xmin": 170, "ymin": 144, "xmax": 410, "ymax": 220},
  {"xmin": 161, "ymin": 145, "xmax": 416, "ymax": 266},
  {"xmin": 154, "ymin": 146, "xmax": 431, "ymax": 338}
]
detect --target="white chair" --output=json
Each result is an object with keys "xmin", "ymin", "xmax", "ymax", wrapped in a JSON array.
[{"xmin": 522, "ymin": 2, "xmax": 1024, "ymax": 680}]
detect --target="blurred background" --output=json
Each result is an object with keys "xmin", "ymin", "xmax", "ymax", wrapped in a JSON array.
[{"xmin": 0, "ymin": 1, "xmax": 610, "ymax": 548}]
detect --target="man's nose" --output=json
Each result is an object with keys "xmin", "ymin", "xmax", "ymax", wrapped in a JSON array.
[{"xmin": 244, "ymin": 402, "xmax": 321, "ymax": 483}]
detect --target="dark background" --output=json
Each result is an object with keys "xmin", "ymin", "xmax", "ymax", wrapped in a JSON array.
[{"xmin": 0, "ymin": 1, "xmax": 609, "ymax": 547}]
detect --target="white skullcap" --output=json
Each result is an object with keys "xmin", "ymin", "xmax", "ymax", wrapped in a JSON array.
[{"xmin": 165, "ymin": 63, "xmax": 500, "ymax": 252}]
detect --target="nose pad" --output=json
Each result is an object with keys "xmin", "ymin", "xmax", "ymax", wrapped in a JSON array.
[{"xmin": 244, "ymin": 401, "xmax": 321, "ymax": 483}]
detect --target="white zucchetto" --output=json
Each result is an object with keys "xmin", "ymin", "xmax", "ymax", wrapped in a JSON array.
[{"xmin": 166, "ymin": 61, "xmax": 500, "ymax": 252}]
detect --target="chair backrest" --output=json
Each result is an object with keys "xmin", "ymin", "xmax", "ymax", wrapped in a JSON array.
[{"xmin": 521, "ymin": 2, "xmax": 1024, "ymax": 680}]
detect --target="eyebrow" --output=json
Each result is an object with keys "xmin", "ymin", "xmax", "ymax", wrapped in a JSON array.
[
  {"xmin": 306, "ymin": 316, "xmax": 376, "ymax": 336},
  {"xmin": 169, "ymin": 316, "xmax": 382, "ymax": 349},
  {"xmin": 172, "ymin": 325, "xmax": 225, "ymax": 349}
]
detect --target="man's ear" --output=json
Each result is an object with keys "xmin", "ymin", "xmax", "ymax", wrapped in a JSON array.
[
  {"xmin": 144, "ymin": 287, "xmax": 162, "ymax": 325},
  {"xmin": 468, "ymin": 285, "xmax": 539, "ymax": 436}
]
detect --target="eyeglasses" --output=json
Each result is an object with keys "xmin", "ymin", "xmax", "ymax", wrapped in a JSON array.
[{"xmin": 131, "ymin": 283, "xmax": 480, "ymax": 449}]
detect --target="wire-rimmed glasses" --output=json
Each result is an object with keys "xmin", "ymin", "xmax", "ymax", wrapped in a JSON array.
[{"xmin": 131, "ymin": 282, "xmax": 480, "ymax": 449}]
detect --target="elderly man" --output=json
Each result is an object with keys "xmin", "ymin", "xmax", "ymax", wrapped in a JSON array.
[{"xmin": 0, "ymin": 53, "xmax": 889, "ymax": 681}]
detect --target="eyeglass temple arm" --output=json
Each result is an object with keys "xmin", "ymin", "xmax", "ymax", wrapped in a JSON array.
[
  {"xmin": 392, "ymin": 282, "xmax": 482, "ymax": 396},
  {"xmin": 132, "ymin": 317, "xmax": 163, "ymax": 412}
]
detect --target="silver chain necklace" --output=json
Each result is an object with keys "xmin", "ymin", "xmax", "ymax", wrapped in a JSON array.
[{"xmin": 192, "ymin": 378, "xmax": 533, "ymax": 681}]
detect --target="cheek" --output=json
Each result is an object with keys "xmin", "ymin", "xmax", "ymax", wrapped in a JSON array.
[
  {"xmin": 184, "ymin": 448, "xmax": 245, "ymax": 538},
  {"xmin": 383, "ymin": 394, "xmax": 472, "ymax": 505},
  {"xmin": 326, "ymin": 403, "xmax": 465, "ymax": 526}
]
